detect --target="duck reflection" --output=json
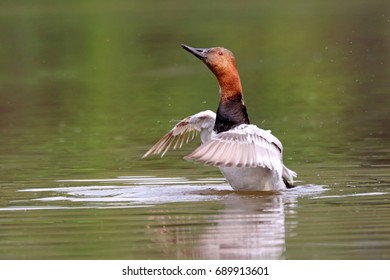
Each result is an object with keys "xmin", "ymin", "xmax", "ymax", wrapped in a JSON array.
[{"xmin": 148, "ymin": 192, "xmax": 296, "ymax": 259}]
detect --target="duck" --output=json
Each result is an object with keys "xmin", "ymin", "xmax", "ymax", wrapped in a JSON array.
[{"xmin": 143, "ymin": 44, "xmax": 297, "ymax": 191}]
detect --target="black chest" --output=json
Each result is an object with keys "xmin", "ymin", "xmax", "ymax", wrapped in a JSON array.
[{"xmin": 214, "ymin": 100, "xmax": 250, "ymax": 133}]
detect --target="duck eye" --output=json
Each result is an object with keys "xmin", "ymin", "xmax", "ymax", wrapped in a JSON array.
[{"xmin": 218, "ymin": 51, "xmax": 223, "ymax": 56}]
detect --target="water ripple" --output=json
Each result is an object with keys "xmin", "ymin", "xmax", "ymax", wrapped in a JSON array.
[{"xmin": 8, "ymin": 176, "xmax": 327, "ymax": 211}]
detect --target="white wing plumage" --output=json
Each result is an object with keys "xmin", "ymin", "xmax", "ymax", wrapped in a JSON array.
[
  {"xmin": 184, "ymin": 124, "xmax": 284, "ymax": 170},
  {"xmin": 142, "ymin": 110, "xmax": 216, "ymax": 158}
]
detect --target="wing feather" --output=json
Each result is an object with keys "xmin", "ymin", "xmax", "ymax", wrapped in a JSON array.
[
  {"xmin": 184, "ymin": 124, "xmax": 283, "ymax": 170},
  {"xmin": 143, "ymin": 110, "xmax": 216, "ymax": 158}
]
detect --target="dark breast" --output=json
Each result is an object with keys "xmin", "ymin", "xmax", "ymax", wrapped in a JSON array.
[{"xmin": 214, "ymin": 99, "xmax": 250, "ymax": 133}]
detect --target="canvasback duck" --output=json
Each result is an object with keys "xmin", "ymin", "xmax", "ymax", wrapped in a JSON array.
[{"xmin": 143, "ymin": 44, "xmax": 297, "ymax": 191}]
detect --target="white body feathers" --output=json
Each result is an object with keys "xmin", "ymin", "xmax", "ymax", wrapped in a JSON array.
[{"xmin": 143, "ymin": 110, "xmax": 296, "ymax": 191}]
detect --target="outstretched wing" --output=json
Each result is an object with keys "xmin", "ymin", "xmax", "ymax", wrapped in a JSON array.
[
  {"xmin": 142, "ymin": 110, "xmax": 216, "ymax": 158},
  {"xmin": 184, "ymin": 124, "xmax": 284, "ymax": 170}
]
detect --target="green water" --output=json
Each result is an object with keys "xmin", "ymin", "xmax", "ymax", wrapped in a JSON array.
[{"xmin": 0, "ymin": 0, "xmax": 389, "ymax": 259}]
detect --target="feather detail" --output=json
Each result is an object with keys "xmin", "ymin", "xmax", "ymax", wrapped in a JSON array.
[
  {"xmin": 184, "ymin": 124, "xmax": 283, "ymax": 170},
  {"xmin": 142, "ymin": 110, "xmax": 216, "ymax": 158}
]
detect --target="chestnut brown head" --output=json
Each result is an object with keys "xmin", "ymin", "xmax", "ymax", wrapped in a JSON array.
[{"xmin": 181, "ymin": 44, "xmax": 237, "ymax": 77}]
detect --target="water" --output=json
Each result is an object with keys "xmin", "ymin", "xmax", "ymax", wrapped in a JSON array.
[{"xmin": 0, "ymin": 0, "xmax": 389, "ymax": 259}]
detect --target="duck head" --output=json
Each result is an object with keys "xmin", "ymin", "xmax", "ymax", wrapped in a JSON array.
[
  {"xmin": 181, "ymin": 44, "xmax": 237, "ymax": 77},
  {"xmin": 181, "ymin": 44, "xmax": 243, "ymax": 102}
]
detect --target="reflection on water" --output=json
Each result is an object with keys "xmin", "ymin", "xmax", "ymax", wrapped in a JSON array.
[
  {"xmin": 4, "ymin": 176, "xmax": 327, "ymax": 259},
  {"xmin": 152, "ymin": 194, "xmax": 290, "ymax": 259},
  {"xmin": 178, "ymin": 195, "xmax": 286, "ymax": 259},
  {"xmin": 1, "ymin": 174, "xmax": 390, "ymax": 259}
]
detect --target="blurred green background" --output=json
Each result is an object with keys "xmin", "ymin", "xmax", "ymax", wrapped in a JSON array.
[{"xmin": 1, "ymin": 0, "xmax": 388, "ymax": 184}]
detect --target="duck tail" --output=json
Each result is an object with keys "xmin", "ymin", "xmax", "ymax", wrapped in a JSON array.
[{"xmin": 282, "ymin": 164, "xmax": 297, "ymax": 189}]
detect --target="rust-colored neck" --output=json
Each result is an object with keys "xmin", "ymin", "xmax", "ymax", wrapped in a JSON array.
[{"xmin": 216, "ymin": 68, "xmax": 244, "ymax": 103}]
